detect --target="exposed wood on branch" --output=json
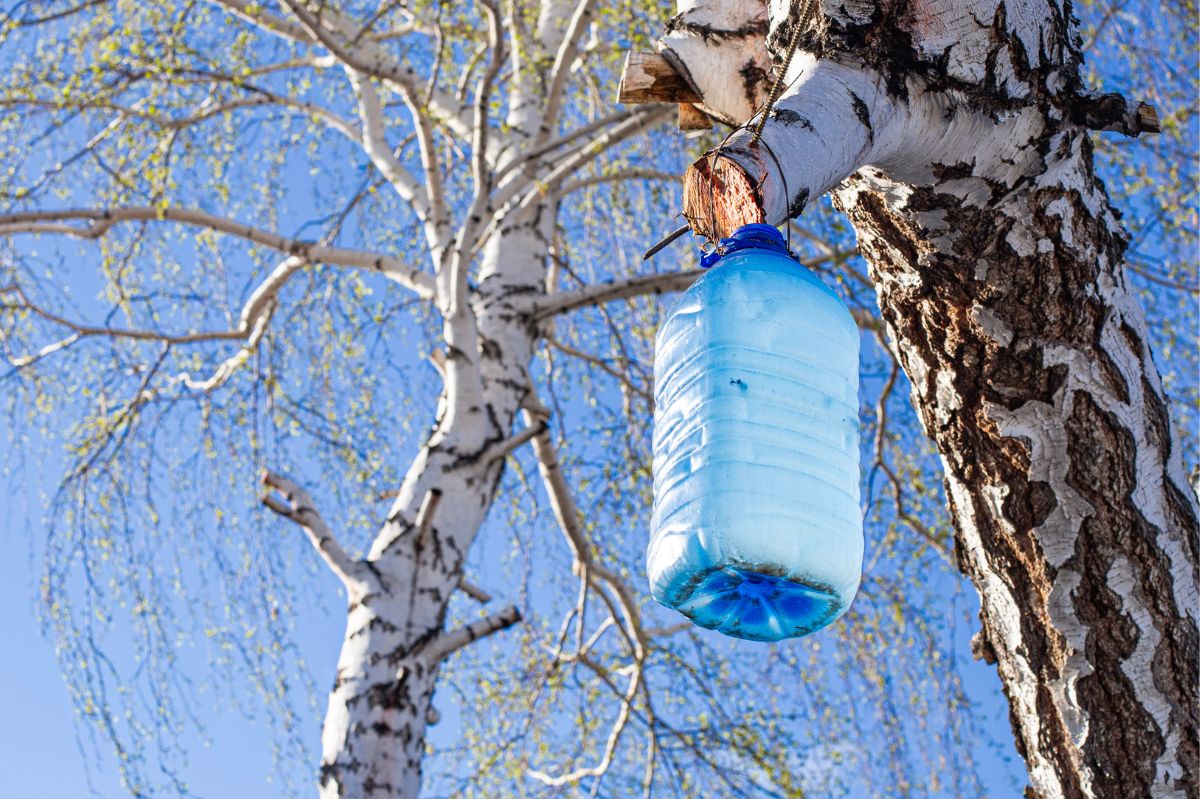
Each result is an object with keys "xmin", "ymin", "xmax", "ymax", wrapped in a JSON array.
[
  {"xmin": 682, "ymin": 154, "xmax": 766, "ymax": 240},
  {"xmin": 617, "ymin": 51, "xmax": 701, "ymax": 104},
  {"xmin": 677, "ymin": 103, "xmax": 712, "ymax": 130}
]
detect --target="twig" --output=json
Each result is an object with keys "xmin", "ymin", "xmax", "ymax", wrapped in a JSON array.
[
  {"xmin": 457, "ymin": 578, "xmax": 492, "ymax": 604},
  {"xmin": 478, "ymin": 419, "xmax": 546, "ymax": 467},
  {"xmin": 0, "ymin": 206, "xmax": 436, "ymax": 299},
  {"xmin": 643, "ymin": 225, "xmax": 691, "ymax": 261}
]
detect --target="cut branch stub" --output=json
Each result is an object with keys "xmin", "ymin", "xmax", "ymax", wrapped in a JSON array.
[
  {"xmin": 682, "ymin": 154, "xmax": 766, "ymax": 241},
  {"xmin": 677, "ymin": 103, "xmax": 712, "ymax": 131},
  {"xmin": 617, "ymin": 51, "xmax": 701, "ymax": 104}
]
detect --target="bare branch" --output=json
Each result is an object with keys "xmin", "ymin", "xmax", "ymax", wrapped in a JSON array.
[
  {"xmin": 552, "ymin": 168, "xmax": 676, "ymax": 200},
  {"xmin": 426, "ymin": 605, "xmax": 522, "ymax": 662},
  {"xmin": 545, "ymin": 335, "xmax": 652, "ymax": 403},
  {"xmin": 495, "ymin": 107, "xmax": 648, "ymax": 182},
  {"xmin": 490, "ymin": 105, "xmax": 672, "ymax": 219},
  {"xmin": 441, "ymin": 0, "xmax": 506, "ymax": 297},
  {"xmin": 532, "ymin": 270, "xmax": 702, "ymax": 320},
  {"xmin": 478, "ymin": 419, "xmax": 547, "ymax": 467},
  {"xmin": 262, "ymin": 470, "xmax": 362, "ymax": 587},
  {"xmin": 457, "ymin": 578, "xmax": 492, "ymax": 604},
  {"xmin": 414, "ymin": 487, "xmax": 443, "ymax": 543},
  {"xmin": 527, "ymin": 648, "xmax": 641, "ymax": 787},
  {"xmin": 522, "ymin": 407, "xmax": 646, "ymax": 657},
  {"xmin": 865, "ymin": 350, "xmax": 954, "ymax": 566},
  {"xmin": 2, "ymin": 283, "xmax": 244, "ymax": 345},
  {"xmin": 4, "ymin": 331, "xmax": 82, "ymax": 369},
  {"xmin": 345, "ymin": 70, "xmax": 433, "ymax": 222},
  {"xmin": 528, "ymin": 250, "xmax": 873, "ymax": 326},
  {"xmin": 270, "ymin": 0, "xmax": 472, "ymax": 140},
  {"xmin": 464, "ymin": 106, "xmax": 674, "ymax": 261},
  {"xmin": 206, "ymin": 0, "xmax": 313, "ymax": 42},
  {"xmin": 534, "ymin": 0, "xmax": 599, "ymax": 150},
  {"xmin": 0, "ymin": 206, "xmax": 436, "ymax": 300},
  {"xmin": 0, "ymin": 93, "xmax": 359, "ymax": 141}
]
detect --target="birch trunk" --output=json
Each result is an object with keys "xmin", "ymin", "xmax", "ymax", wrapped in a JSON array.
[
  {"xmin": 836, "ymin": 133, "xmax": 1199, "ymax": 799},
  {"xmin": 299, "ymin": 0, "xmax": 635, "ymax": 790},
  {"xmin": 657, "ymin": 0, "xmax": 1200, "ymax": 795},
  {"xmin": 317, "ymin": 219, "xmax": 552, "ymax": 797}
]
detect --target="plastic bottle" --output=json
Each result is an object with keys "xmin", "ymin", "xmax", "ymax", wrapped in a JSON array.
[{"xmin": 648, "ymin": 223, "xmax": 862, "ymax": 642}]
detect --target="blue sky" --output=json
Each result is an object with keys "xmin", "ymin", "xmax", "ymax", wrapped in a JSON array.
[{"xmin": 0, "ymin": 462, "xmax": 339, "ymax": 798}]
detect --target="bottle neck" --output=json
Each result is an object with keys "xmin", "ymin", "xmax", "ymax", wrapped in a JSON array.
[{"xmin": 699, "ymin": 223, "xmax": 791, "ymax": 268}]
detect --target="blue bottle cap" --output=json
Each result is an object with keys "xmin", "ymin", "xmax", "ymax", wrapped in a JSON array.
[{"xmin": 699, "ymin": 223, "xmax": 790, "ymax": 268}]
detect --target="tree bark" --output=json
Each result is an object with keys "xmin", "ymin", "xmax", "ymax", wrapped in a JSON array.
[
  {"xmin": 289, "ymin": 0, "xmax": 649, "ymax": 792},
  {"xmin": 837, "ymin": 133, "xmax": 1199, "ymax": 799},
  {"xmin": 317, "ymin": 220, "xmax": 550, "ymax": 798},
  {"xmin": 654, "ymin": 0, "xmax": 1200, "ymax": 795}
]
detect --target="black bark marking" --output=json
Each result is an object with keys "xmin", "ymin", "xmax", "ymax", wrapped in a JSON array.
[
  {"xmin": 849, "ymin": 91, "xmax": 874, "ymax": 143},
  {"xmin": 787, "ymin": 188, "xmax": 811, "ymax": 220},
  {"xmin": 771, "ymin": 108, "xmax": 813, "ymax": 129}
]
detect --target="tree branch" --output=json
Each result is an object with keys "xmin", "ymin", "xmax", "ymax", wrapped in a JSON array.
[
  {"xmin": 527, "ymin": 647, "xmax": 641, "ymax": 787},
  {"xmin": 443, "ymin": 0, "xmax": 507, "ymax": 297},
  {"xmin": 345, "ymin": 70, "xmax": 433, "ymax": 223},
  {"xmin": 552, "ymin": 168, "xmax": 676, "ymax": 200},
  {"xmin": 426, "ymin": 605, "xmax": 522, "ymax": 662},
  {"xmin": 478, "ymin": 419, "xmax": 547, "ymax": 467},
  {"xmin": 414, "ymin": 487, "xmax": 442, "ymax": 544},
  {"xmin": 0, "ymin": 93, "xmax": 359, "ymax": 141},
  {"xmin": 491, "ymin": 105, "xmax": 672, "ymax": 217},
  {"xmin": 495, "ymin": 107, "xmax": 654, "ymax": 182},
  {"xmin": 261, "ymin": 470, "xmax": 362, "ymax": 587},
  {"xmin": 533, "ymin": 0, "xmax": 599, "ymax": 149},
  {"xmin": 532, "ymin": 270, "xmax": 703, "ymax": 319},
  {"xmin": 522, "ymin": 405, "xmax": 646, "ymax": 656},
  {"xmin": 457, "ymin": 578, "xmax": 493, "ymax": 604},
  {"xmin": 2, "ymin": 283, "xmax": 245, "ymax": 345},
  {"xmin": 0, "ymin": 207, "xmax": 437, "ymax": 300},
  {"xmin": 269, "ymin": 0, "xmax": 472, "ymax": 140},
  {"xmin": 528, "ymin": 251, "xmax": 874, "ymax": 326}
]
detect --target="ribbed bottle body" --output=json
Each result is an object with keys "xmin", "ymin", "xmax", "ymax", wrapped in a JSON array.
[{"xmin": 649, "ymin": 243, "xmax": 862, "ymax": 641}]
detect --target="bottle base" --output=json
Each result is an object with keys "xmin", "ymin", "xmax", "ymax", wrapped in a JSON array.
[{"xmin": 664, "ymin": 565, "xmax": 844, "ymax": 642}]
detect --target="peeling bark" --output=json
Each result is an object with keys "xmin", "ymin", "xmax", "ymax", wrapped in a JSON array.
[
  {"xmin": 656, "ymin": 0, "xmax": 1199, "ymax": 795},
  {"xmin": 838, "ymin": 137, "xmax": 1199, "ymax": 799}
]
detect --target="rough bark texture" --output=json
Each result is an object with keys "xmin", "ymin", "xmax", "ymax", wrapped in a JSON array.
[
  {"xmin": 836, "ymin": 138, "xmax": 1199, "ymax": 799},
  {"xmin": 652, "ymin": 0, "xmax": 1200, "ymax": 795}
]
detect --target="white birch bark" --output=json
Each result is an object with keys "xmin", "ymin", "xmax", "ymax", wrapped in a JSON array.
[
  {"xmin": 302, "ymin": 4, "xmax": 658, "ymax": 795},
  {"xmin": 659, "ymin": 0, "xmax": 1199, "ymax": 796}
]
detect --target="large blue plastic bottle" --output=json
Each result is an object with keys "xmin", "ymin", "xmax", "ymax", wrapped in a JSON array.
[{"xmin": 648, "ymin": 223, "xmax": 862, "ymax": 642}]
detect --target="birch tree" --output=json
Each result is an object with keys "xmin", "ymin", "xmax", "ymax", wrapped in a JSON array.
[
  {"xmin": 0, "ymin": 0, "xmax": 994, "ymax": 796},
  {"xmin": 0, "ymin": 0, "xmax": 1193, "ymax": 798},
  {"xmin": 625, "ymin": 0, "xmax": 1199, "ymax": 797}
]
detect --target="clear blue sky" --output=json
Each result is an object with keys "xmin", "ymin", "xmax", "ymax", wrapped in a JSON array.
[{"xmin": 0, "ymin": 460, "xmax": 343, "ymax": 798}]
